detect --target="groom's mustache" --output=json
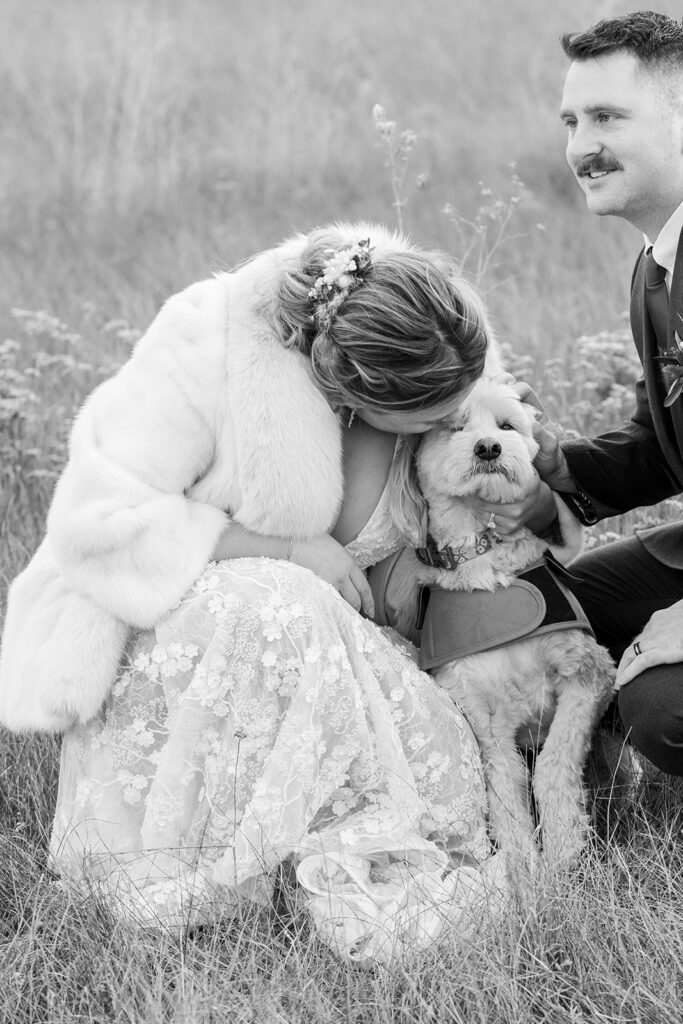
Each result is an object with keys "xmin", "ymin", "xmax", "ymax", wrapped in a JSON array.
[{"xmin": 576, "ymin": 155, "xmax": 623, "ymax": 177}]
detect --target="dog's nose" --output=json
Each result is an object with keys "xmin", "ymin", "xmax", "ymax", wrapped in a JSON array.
[{"xmin": 474, "ymin": 438, "xmax": 502, "ymax": 461}]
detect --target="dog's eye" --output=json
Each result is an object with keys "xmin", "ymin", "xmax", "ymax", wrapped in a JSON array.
[
  {"xmin": 499, "ymin": 422, "xmax": 514, "ymax": 430},
  {"xmin": 448, "ymin": 424, "xmax": 463, "ymax": 433}
]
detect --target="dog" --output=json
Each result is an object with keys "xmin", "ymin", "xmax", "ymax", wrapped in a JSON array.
[{"xmin": 381, "ymin": 377, "xmax": 616, "ymax": 864}]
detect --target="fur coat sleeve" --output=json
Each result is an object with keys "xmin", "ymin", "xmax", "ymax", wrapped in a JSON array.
[
  {"xmin": 47, "ymin": 278, "xmax": 233, "ymax": 627},
  {"xmin": 0, "ymin": 241, "xmax": 344, "ymax": 732}
]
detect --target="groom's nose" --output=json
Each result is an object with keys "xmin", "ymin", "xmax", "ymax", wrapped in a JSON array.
[
  {"xmin": 566, "ymin": 123, "xmax": 603, "ymax": 168},
  {"xmin": 474, "ymin": 438, "xmax": 502, "ymax": 461}
]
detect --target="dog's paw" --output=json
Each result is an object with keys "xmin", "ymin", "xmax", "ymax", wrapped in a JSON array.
[
  {"xmin": 541, "ymin": 815, "xmax": 589, "ymax": 867},
  {"xmin": 507, "ymin": 843, "xmax": 542, "ymax": 879},
  {"xmin": 491, "ymin": 818, "xmax": 540, "ymax": 866}
]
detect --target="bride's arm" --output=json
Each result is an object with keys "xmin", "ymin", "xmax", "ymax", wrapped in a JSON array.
[
  {"xmin": 210, "ymin": 417, "xmax": 392, "ymax": 615},
  {"xmin": 47, "ymin": 282, "xmax": 238, "ymax": 628},
  {"xmin": 212, "ymin": 522, "xmax": 375, "ymax": 618}
]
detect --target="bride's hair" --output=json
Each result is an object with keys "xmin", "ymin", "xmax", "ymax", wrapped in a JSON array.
[{"xmin": 277, "ymin": 226, "xmax": 489, "ymax": 412}]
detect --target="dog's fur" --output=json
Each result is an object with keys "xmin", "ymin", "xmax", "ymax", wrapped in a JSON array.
[{"xmin": 387, "ymin": 378, "xmax": 616, "ymax": 863}]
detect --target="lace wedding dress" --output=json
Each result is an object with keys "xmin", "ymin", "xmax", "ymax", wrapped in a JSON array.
[{"xmin": 50, "ymin": 484, "xmax": 506, "ymax": 965}]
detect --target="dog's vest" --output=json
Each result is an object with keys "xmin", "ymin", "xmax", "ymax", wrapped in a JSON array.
[{"xmin": 369, "ymin": 550, "xmax": 593, "ymax": 672}]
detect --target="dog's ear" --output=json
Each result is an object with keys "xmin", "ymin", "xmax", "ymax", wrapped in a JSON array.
[{"xmin": 388, "ymin": 439, "xmax": 429, "ymax": 546}]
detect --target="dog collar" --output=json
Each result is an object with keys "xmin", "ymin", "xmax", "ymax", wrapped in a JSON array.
[{"xmin": 415, "ymin": 528, "xmax": 506, "ymax": 570}]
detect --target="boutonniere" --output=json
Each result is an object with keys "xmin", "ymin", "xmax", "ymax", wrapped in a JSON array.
[{"xmin": 654, "ymin": 317, "xmax": 683, "ymax": 407}]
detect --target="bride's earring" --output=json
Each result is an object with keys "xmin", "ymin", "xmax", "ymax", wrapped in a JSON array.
[{"xmin": 347, "ymin": 409, "xmax": 356, "ymax": 428}]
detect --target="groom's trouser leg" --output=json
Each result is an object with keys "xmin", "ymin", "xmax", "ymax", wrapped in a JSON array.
[{"xmin": 562, "ymin": 535, "xmax": 683, "ymax": 777}]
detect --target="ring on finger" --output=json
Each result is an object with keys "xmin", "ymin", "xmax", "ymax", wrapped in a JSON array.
[
  {"xmin": 633, "ymin": 640, "xmax": 642, "ymax": 657},
  {"xmin": 487, "ymin": 512, "xmax": 497, "ymax": 531}
]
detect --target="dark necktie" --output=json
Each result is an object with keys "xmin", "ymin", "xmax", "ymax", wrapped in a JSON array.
[{"xmin": 644, "ymin": 249, "xmax": 670, "ymax": 351}]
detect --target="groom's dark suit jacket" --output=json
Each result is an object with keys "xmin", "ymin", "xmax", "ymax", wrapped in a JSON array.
[{"xmin": 562, "ymin": 227, "xmax": 683, "ymax": 571}]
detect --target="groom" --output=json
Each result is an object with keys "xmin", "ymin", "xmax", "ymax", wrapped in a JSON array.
[{"xmin": 514, "ymin": 11, "xmax": 683, "ymax": 776}]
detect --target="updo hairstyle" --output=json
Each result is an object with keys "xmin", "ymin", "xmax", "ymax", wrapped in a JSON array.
[{"xmin": 276, "ymin": 226, "xmax": 489, "ymax": 412}]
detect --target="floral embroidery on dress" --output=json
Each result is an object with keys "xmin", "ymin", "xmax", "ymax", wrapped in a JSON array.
[{"xmin": 50, "ymin": 475, "xmax": 502, "ymax": 965}]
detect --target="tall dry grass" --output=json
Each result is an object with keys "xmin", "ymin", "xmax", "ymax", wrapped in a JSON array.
[
  {"xmin": 3, "ymin": 0, "xmax": 683, "ymax": 1020},
  {"xmin": 3, "ymin": 0, "xmax": 678, "ymax": 340}
]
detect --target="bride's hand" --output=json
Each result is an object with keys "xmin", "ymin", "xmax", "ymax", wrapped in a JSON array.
[
  {"xmin": 477, "ymin": 477, "xmax": 558, "ymax": 536},
  {"xmin": 290, "ymin": 535, "xmax": 375, "ymax": 618},
  {"xmin": 211, "ymin": 523, "xmax": 374, "ymax": 616}
]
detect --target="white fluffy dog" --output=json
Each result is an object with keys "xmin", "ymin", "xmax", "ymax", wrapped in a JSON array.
[{"xmin": 384, "ymin": 378, "xmax": 615, "ymax": 863}]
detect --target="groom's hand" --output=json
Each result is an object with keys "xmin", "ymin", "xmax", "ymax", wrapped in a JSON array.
[
  {"xmin": 616, "ymin": 600, "xmax": 683, "ymax": 689},
  {"xmin": 512, "ymin": 381, "xmax": 576, "ymax": 491}
]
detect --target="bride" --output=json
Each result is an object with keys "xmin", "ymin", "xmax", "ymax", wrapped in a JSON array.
[{"xmin": 0, "ymin": 223, "xmax": 507, "ymax": 964}]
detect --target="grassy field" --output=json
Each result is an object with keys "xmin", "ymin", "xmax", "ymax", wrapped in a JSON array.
[
  {"xmin": 3, "ymin": 0, "xmax": 683, "ymax": 1020},
  {"xmin": 2, "ymin": 0, "xmax": 664, "ymax": 340}
]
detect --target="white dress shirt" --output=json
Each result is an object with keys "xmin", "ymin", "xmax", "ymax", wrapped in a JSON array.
[{"xmin": 645, "ymin": 199, "xmax": 683, "ymax": 293}]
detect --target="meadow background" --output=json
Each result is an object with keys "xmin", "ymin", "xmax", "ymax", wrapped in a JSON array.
[{"xmin": 2, "ymin": 0, "xmax": 683, "ymax": 1021}]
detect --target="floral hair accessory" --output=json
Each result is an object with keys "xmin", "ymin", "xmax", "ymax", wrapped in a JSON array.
[{"xmin": 309, "ymin": 238, "xmax": 373, "ymax": 330}]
